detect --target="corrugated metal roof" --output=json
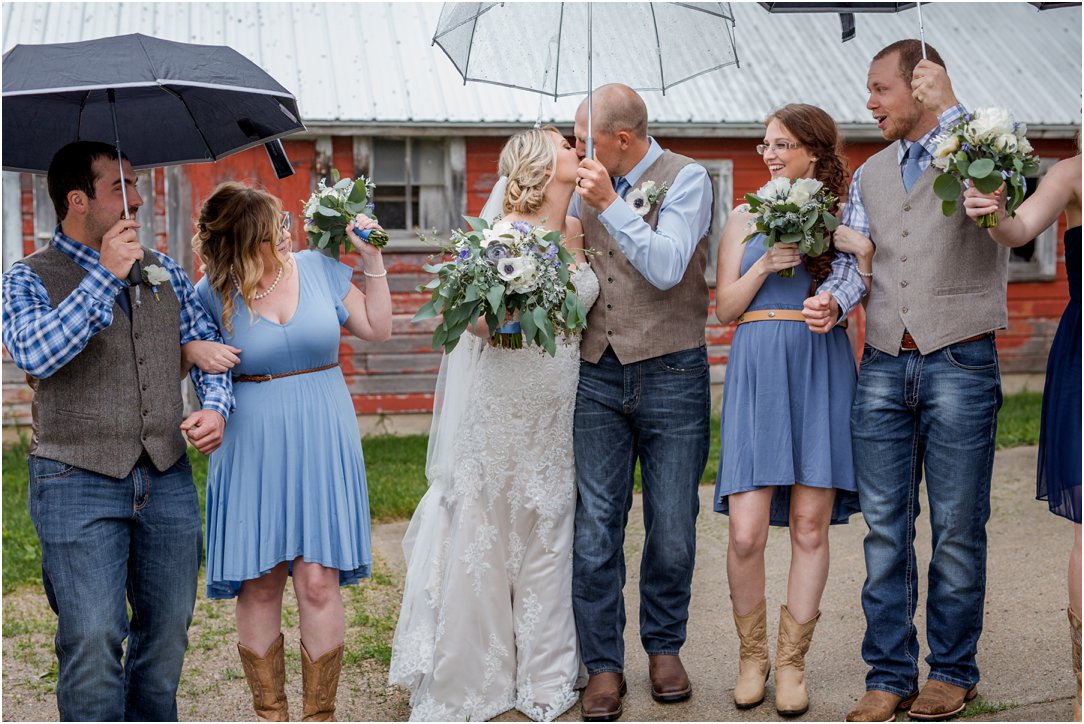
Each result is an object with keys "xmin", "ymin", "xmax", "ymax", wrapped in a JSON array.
[{"xmin": 3, "ymin": 2, "xmax": 1080, "ymax": 136}]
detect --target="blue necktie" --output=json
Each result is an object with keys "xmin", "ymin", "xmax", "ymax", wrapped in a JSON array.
[
  {"xmin": 613, "ymin": 176, "xmax": 631, "ymax": 199},
  {"xmin": 116, "ymin": 286, "xmax": 132, "ymax": 319},
  {"xmin": 901, "ymin": 142, "xmax": 927, "ymax": 193}
]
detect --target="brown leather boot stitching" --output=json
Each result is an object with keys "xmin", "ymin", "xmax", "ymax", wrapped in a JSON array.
[
  {"xmin": 301, "ymin": 641, "xmax": 344, "ymax": 722},
  {"xmin": 237, "ymin": 633, "xmax": 289, "ymax": 722},
  {"xmin": 732, "ymin": 599, "xmax": 771, "ymax": 709}
]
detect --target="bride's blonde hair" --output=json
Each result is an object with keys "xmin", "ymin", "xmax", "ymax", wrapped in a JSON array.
[
  {"xmin": 192, "ymin": 181, "xmax": 287, "ymax": 334},
  {"xmin": 498, "ymin": 126, "xmax": 561, "ymax": 216}
]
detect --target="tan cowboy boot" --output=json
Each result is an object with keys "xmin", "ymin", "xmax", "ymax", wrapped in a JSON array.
[
  {"xmin": 732, "ymin": 599, "xmax": 771, "ymax": 708},
  {"xmin": 774, "ymin": 604, "xmax": 820, "ymax": 716},
  {"xmin": 237, "ymin": 633, "xmax": 289, "ymax": 722},
  {"xmin": 1070, "ymin": 607, "xmax": 1081, "ymax": 722},
  {"xmin": 301, "ymin": 640, "xmax": 344, "ymax": 722}
]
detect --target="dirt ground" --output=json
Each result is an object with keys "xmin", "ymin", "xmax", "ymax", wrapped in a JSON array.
[{"xmin": 1, "ymin": 553, "xmax": 411, "ymax": 722}]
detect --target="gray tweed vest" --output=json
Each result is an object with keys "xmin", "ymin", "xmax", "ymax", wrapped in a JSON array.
[
  {"xmin": 861, "ymin": 144, "xmax": 1008, "ymax": 355},
  {"xmin": 580, "ymin": 150, "xmax": 712, "ymax": 364},
  {"xmin": 19, "ymin": 245, "xmax": 187, "ymax": 478}
]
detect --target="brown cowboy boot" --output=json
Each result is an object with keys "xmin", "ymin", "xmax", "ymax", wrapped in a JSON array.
[
  {"xmin": 774, "ymin": 605, "xmax": 820, "ymax": 716},
  {"xmin": 237, "ymin": 633, "xmax": 289, "ymax": 722},
  {"xmin": 732, "ymin": 599, "xmax": 771, "ymax": 708},
  {"xmin": 301, "ymin": 641, "xmax": 344, "ymax": 722},
  {"xmin": 1070, "ymin": 607, "xmax": 1081, "ymax": 722}
]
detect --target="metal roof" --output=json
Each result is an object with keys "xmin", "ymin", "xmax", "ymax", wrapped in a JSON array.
[{"xmin": 3, "ymin": 2, "xmax": 1080, "ymax": 137}]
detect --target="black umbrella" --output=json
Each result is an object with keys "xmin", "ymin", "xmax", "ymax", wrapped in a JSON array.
[
  {"xmin": 2, "ymin": 33, "xmax": 306, "ymax": 300},
  {"xmin": 758, "ymin": 3, "xmax": 926, "ymax": 49}
]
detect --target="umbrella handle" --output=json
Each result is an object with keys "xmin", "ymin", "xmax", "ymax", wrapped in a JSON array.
[
  {"xmin": 586, "ymin": 2, "xmax": 594, "ymax": 160},
  {"xmin": 108, "ymin": 89, "xmax": 142, "ymax": 301}
]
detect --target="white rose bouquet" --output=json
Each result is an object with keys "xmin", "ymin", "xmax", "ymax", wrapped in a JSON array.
[
  {"xmin": 413, "ymin": 217, "xmax": 587, "ymax": 355},
  {"xmin": 932, "ymin": 107, "xmax": 1040, "ymax": 228},
  {"xmin": 743, "ymin": 177, "xmax": 839, "ymax": 278},
  {"xmin": 301, "ymin": 168, "xmax": 389, "ymax": 259}
]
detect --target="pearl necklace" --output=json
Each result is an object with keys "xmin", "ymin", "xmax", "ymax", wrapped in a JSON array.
[{"xmin": 231, "ymin": 262, "xmax": 283, "ymax": 301}]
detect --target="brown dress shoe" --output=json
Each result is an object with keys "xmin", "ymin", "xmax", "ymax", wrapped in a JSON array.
[
  {"xmin": 648, "ymin": 654, "xmax": 692, "ymax": 703},
  {"xmin": 845, "ymin": 689, "xmax": 918, "ymax": 722},
  {"xmin": 907, "ymin": 680, "xmax": 977, "ymax": 720},
  {"xmin": 581, "ymin": 672, "xmax": 626, "ymax": 722}
]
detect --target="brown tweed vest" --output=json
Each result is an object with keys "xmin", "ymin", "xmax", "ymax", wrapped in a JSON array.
[
  {"xmin": 19, "ymin": 246, "xmax": 187, "ymax": 478},
  {"xmin": 861, "ymin": 144, "xmax": 1008, "ymax": 355},
  {"xmin": 580, "ymin": 150, "xmax": 712, "ymax": 364}
]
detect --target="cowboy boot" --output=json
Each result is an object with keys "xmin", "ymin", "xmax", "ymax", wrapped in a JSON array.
[
  {"xmin": 732, "ymin": 599, "xmax": 771, "ymax": 708},
  {"xmin": 1071, "ymin": 607, "xmax": 1081, "ymax": 722},
  {"xmin": 774, "ymin": 604, "xmax": 820, "ymax": 716},
  {"xmin": 301, "ymin": 640, "xmax": 344, "ymax": 722},
  {"xmin": 237, "ymin": 633, "xmax": 289, "ymax": 722}
]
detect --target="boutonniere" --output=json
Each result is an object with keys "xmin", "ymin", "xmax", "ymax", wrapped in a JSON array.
[
  {"xmin": 626, "ymin": 180, "xmax": 669, "ymax": 217},
  {"xmin": 142, "ymin": 264, "xmax": 170, "ymax": 302}
]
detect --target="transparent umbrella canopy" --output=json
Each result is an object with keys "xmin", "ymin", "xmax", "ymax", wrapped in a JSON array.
[{"xmin": 432, "ymin": 2, "xmax": 739, "ymax": 157}]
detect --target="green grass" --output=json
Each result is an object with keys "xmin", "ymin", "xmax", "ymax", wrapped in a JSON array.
[
  {"xmin": 995, "ymin": 390, "xmax": 1042, "ymax": 449},
  {"xmin": 0, "ymin": 392, "xmax": 1043, "ymax": 593}
]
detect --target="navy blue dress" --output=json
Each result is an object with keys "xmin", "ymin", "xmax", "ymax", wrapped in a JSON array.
[
  {"xmin": 1036, "ymin": 226, "xmax": 1081, "ymax": 523},
  {"xmin": 714, "ymin": 234, "xmax": 861, "ymax": 526}
]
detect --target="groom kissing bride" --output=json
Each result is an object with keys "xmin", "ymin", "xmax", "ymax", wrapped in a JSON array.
[
  {"xmin": 571, "ymin": 83, "xmax": 715, "ymax": 722},
  {"xmin": 388, "ymin": 83, "xmax": 713, "ymax": 723}
]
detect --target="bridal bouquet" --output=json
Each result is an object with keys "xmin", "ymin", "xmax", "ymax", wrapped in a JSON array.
[
  {"xmin": 743, "ymin": 177, "xmax": 839, "ymax": 278},
  {"xmin": 932, "ymin": 107, "xmax": 1040, "ymax": 228},
  {"xmin": 301, "ymin": 169, "xmax": 389, "ymax": 259},
  {"xmin": 412, "ymin": 217, "xmax": 587, "ymax": 356}
]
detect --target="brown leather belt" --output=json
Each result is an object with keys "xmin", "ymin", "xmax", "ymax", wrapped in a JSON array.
[
  {"xmin": 900, "ymin": 331, "xmax": 990, "ymax": 351},
  {"xmin": 736, "ymin": 309, "xmax": 847, "ymax": 330},
  {"xmin": 233, "ymin": 362, "xmax": 338, "ymax": 383}
]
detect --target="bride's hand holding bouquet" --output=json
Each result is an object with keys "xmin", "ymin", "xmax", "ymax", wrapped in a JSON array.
[{"xmin": 413, "ymin": 217, "xmax": 587, "ymax": 356}]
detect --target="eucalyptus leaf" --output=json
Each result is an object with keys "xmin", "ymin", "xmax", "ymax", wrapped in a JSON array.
[
  {"xmin": 486, "ymin": 284, "xmax": 506, "ymax": 314},
  {"xmin": 932, "ymin": 173, "xmax": 962, "ymax": 202},
  {"xmin": 967, "ymin": 157, "xmax": 996, "ymax": 178},
  {"xmin": 941, "ymin": 199, "xmax": 958, "ymax": 217},
  {"xmin": 973, "ymin": 173, "xmax": 1004, "ymax": 194},
  {"xmin": 315, "ymin": 205, "xmax": 341, "ymax": 217},
  {"xmin": 413, "ymin": 300, "xmax": 440, "ymax": 322},
  {"xmin": 520, "ymin": 307, "xmax": 538, "ymax": 344}
]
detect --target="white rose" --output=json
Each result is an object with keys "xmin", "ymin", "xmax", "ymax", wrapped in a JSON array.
[
  {"xmin": 1015, "ymin": 122, "xmax": 1028, "ymax": 139},
  {"xmin": 968, "ymin": 107, "xmax": 1015, "ymax": 141},
  {"xmin": 935, "ymin": 134, "xmax": 960, "ymax": 159},
  {"xmin": 786, "ymin": 178, "xmax": 823, "ymax": 206},
  {"xmin": 1017, "ymin": 136, "xmax": 1033, "ymax": 155},
  {"xmin": 482, "ymin": 222, "xmax": 513, "ymax": 248},
  {"xmin": 931, "ymin": 154, "xmax": 951, "ymax": 171},
  {"xmin": 994, "ymin": 133, "xmax": 1018, "ymax": 154}
]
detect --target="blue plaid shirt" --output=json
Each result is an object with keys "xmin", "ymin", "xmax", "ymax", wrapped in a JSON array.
[{"xmin": 2, "ymin": 227, "xmax": 233, "ymax": 420}]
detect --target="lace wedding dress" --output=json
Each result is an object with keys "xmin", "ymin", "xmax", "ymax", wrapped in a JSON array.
[{"xmin": 390, "ymin": 264, "xmax": 599, "ymax": 722}]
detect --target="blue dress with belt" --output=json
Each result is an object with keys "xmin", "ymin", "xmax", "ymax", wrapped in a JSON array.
[
  {"xmin": 714, "ymin": 234, "xmax": 861, "ymax": 526},
  {"xmin": 196, "ymin": 251, "xmax": 372, "ymax": 599}
]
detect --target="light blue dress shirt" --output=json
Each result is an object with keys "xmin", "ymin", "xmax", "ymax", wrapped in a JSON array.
[{"xmin": 571, "ymin": 138, "xmax": 714, "ymax": 291}]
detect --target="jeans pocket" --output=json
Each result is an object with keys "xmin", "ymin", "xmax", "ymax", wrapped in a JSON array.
[
  {"xmin": 655, "ymin": 347, "xmax": 707, "ymax": 374},
  {"xmin": 859, "ymin": 344, "xmax": 881, "ymax": 368},
  {"xmin": 173, "ymin": 452, "xmax": 193, "ymax": 472},
  {"xmin": 942, "ymin": 337, "xmax": 997, "ymax": 371},
  {"xmin": 29, "ymin": 455, "xmax": 77, "ymax": 482}
]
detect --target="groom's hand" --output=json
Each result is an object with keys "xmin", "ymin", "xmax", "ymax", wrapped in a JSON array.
[{"xmin": 576, "ymin": 158, "xmax": 618, "ymax": 211}]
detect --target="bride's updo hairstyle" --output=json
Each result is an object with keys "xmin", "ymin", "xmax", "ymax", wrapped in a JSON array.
[
  {"xmin": 765, "ymin": 104, "xmax": 849, "ymax": 290},
  {"xmin": 192, "ymin": 181, "xmax": 286, "ymax": 333},
  {"xmin": 498, "ymin": 126, "xmax": 561, "ymax": 216}
]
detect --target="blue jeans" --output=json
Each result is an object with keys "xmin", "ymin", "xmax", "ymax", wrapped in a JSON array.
[
  {"xmin": 572, "ymin": 346, "xmax": 710, "ymax": 674},
  {"xmin": 851, "ymin": 337, "xmax": 1002, "ymax": 696},
  {"xmin": 28, "ymin": 453, "xmax": 202, "ymax": 721}
]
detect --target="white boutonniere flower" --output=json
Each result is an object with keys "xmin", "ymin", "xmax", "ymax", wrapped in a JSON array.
[
  {"xmin": 626, "ymin": 180, "xmax": 670, "ymax": 217},
  {"xmin": 142, "ymin": 264, "xmax": 170, "ymax": 302}
]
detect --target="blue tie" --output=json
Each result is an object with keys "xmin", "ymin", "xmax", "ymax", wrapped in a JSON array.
[
  {"xmin": 116, "ymin": 286, "xmax": 132, "ymax": 319},
  {"xmin": 613, "ymin": 176, "xmax": 631, "ymax": 199},
  {"xmin": 901, "ymin": 142, "xmax": 927, "ymax": 193}
]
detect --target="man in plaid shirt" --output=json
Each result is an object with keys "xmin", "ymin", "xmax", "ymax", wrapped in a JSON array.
[{"xmin": 1, "ymin": 141, "xmax": 233, "ymax": 720}]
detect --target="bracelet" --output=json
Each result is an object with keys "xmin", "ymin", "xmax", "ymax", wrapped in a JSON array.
[
  {"xmin": 857, "ymin": 269, "xmax": 873, "ymax": 279},
  {"xmin": 363, "ymin": 269, "xmax": 388, "ymax": 279}
]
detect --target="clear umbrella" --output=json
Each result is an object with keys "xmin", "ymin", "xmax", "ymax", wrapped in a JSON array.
[{"xmin": 432, "ymin": 2, "xmax": 739, "ymax": 157}]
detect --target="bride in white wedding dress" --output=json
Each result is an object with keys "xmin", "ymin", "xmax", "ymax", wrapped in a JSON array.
[{"xmin": 389, "ymin": 127, "xmax": 599, "ymax": 722}]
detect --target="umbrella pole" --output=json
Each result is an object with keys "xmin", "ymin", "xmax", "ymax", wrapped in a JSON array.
[
  {"xmin": 917, "ymin": 2, "xmax": 927, "ymax": 59},
  {"xmin": 108, "ymin": 89, "xmax": 141, "ymax": 304},
  {"xmin": 586, "ymin": 2, "xmax": 594, "ymax": 160}
]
